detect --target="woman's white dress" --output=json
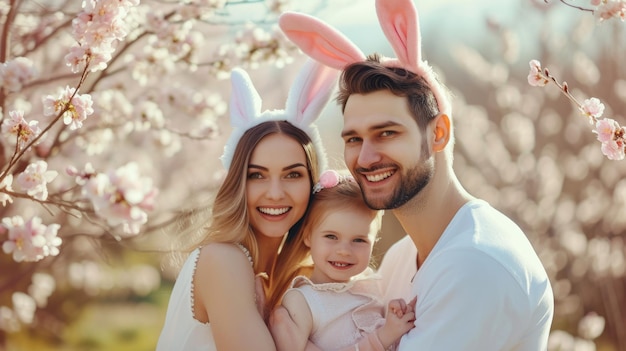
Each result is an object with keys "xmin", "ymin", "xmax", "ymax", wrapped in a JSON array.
[{"xmin": 156, "ymin": 244, "xmax": 252, "ymax": 351}]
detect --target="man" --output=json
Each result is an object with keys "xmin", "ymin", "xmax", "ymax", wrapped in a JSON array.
[
  {"xmin": 337, "ymin": 54, "xmax": 553, "ymax": 350},
  {"xmin": 274, "ymin": 1, "xmax": 554, "ymax": 349}
]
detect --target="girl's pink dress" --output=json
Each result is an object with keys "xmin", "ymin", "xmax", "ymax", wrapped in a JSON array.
[{"xmin": 287, "ymin": 270, "xmax": 394, "ymax": 351}]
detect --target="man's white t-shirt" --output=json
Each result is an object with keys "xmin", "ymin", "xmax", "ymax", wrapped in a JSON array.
[{"xmin": 377, "ymin": 199, "xmax": 554, "ymax": 351}]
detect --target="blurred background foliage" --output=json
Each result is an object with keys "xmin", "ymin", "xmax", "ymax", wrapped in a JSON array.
[{"xmin": 1, "ymin": 0, "xmax": 625, "ymax": 350}]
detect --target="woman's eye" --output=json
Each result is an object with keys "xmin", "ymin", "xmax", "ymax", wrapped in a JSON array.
[
  {"xmin": 286, "ymin": 171, "xmax": 303, "ymax": 179},
  {"xmin": 247, "ymin": 172, "xmax": 263, "ymax": 179}
]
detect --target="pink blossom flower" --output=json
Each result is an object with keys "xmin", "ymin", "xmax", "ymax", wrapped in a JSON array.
[
  {"xmin": 527, "ymin": 59, "xmax": 548, "ymax": 87},
  {"xmin": 0, "ymin": 57, "xmax": 37, "ymax": 93},
  {"xmin": 581, "ymin": 97, "xmax": 605, "ymax": 119},
  {"xmin": 600, "ymin": 139, "xmax": 625, "ymax": 160},
  {"xmin": 1, "ymin": 110, "xmax": 42, "ymax": 149},
  {"xmin": 16, "ymin": 161, "xmax": 58, "ymax": 201},
  {"xmin": 595, "ymin": 118, "xmax": 618, "ymax": 143},
  {"xmin": 42, "ymin": 86, "xmax": 94, "ymax": 130},
  {"xmin": 1, "ymin": 216, "xmax": 62, "ymax": 262},
  {"xmin": 85, "ymin": 46, "xmax": 114, "ymax": 72},
  {"xmin": 66, "ymin": 163, "xmax": 96, "ymax": 186},
  {"xmin": 64, "ymin": 46, "xmax": 88, "ymax": 73},
  {"xmin": 65, "ymin": 0, "xmax": 138, "ymax": 73},
  {"xmin": 595, "ymin": 0, "xmax": 626, "ymax": 22},
  {"xmin": 82, "ymin": 162, "xmax": 158, "ymax": 235},
  {"xmin": 0, "ymin": 174, "xmax": 13, "ymax": 206},
  {"xmin": 594, "ymin": 118, "xmax": 625, "ymax": 160},
  {"xmin": 590, "ymin": 0, "xmax": 602, "ymax": 5},
  {"xmin": 136, "ymin": 101, "xmax": 166, "ymax": 130}
]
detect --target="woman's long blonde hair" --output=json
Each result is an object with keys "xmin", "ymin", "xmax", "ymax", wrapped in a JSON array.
[{"xmin": 193, "ymin": 120, "xmax": 321, "ymax": 320}]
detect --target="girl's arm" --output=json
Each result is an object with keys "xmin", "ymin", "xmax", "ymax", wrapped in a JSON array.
[
  {"xmin": 271, "ymin": 289, "xmax": 313, "ymax": 351},
  {"xmin": 196, "ymin": 243, "xmax": 276, "ymax": 350}
]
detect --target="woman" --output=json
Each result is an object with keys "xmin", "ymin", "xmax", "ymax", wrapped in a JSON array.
[{"xmin": 156, "ymin": 59, "xmax": 338, "ymax": 350}]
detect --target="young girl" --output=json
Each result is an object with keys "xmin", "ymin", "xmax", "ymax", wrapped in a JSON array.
[
  {"xmin": 274, "ymin": 170, "xmax": 415, "ymax": 351},
  {"xmin": 156, "ymin": 59, "xmax": 338, "ymax": 351}
]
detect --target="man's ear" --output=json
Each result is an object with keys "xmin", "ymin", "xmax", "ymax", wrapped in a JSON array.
[{"xmin": 432, "ymin": 113, "xmax": 451, "ymax": 152}]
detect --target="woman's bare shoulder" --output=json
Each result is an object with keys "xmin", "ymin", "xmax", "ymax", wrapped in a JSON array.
[
  {"xmin": 196, "ymin": 243, "xmax": 253, "ymax": 274},
  {"xmin": 194, "ymin": 243, "xmax": 256, "ymax": 308},
  {"xmin": 199, "ymin": 243, "xmax": 250, "ymax": 266}
]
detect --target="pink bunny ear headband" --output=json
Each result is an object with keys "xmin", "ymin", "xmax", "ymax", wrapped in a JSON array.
[
  {"xmin": 220, "ymin": 59, "xmax": 338, "ymax": 171},
  {"xmin": 278, "ymin": 0, "xmax": 451, "ymax": 117}
]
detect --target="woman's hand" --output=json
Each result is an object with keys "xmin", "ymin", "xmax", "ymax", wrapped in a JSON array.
[{"xmin": 255, "ymin": 273, "xmax": 268, "ymax": 318}]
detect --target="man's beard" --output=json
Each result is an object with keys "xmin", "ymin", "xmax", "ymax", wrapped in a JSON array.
[{"xmin": 362, "ymin": 154, "xmax": 434, "ymax": 210}]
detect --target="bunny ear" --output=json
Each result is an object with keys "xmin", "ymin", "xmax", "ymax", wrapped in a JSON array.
[
  {"xmin": 285, "ymin": 59, "xmax": 338, "ymax": 126},
  {"xmin": 229, "ymin": 68, "xmax": 262, "ymax": 127},
  {"xmin": 376, "ymin": 0, "xmax": 420, "ymax": 70},
  {"xmin": 376, "ymin": 0, "xmax": 451, "ymax": 116},
  {"xmin": 279, "ymin": 11, "xmax": 365, "ymax": 70}
]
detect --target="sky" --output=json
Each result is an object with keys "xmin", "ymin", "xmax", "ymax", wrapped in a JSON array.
[
  {"xmin": 292, "ymin": 0, "xmax": 611, "ymax": 64},
  {"xmin": 314, "ymin": 0, "xmax": 520, "ymax": 55}
]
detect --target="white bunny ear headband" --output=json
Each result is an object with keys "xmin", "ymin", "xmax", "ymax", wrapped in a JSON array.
[
  {"xmin": 220, "ymin": 59, "xmax": 338, "ymax": 171},
  {"xmin": 278, "ymin": 0, "xmax": 451, "ymax": 117}
]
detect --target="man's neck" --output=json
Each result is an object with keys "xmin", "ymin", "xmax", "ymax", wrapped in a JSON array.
[{"xmin": 393, "ymin": 172, "xmax": 473, "ymax": 267}]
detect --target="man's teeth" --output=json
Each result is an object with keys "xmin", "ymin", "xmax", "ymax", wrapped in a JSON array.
[
  {"xmin": 366, "ymin": 171, "xmax": 393, "ymax": 182},
  {"xmin": 259, "ymin": 207, "xmax": 289, "ymax": 215}
]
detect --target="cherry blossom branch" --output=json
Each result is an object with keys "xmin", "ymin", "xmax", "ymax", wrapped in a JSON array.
[
  {"xmin": 3, "ymin": 189, "xmax": 90, "ymax": 212},
  {"xmin": 0, "ymin": 0, "xmax": 22, "ymax": 111},
  {"xmin": 0, "ymin": 63, "xmax": 90, "ymax": 184},
  {"xmin": 0, "ymin": 0, "xmax": 21, "ymax": 63},
  {"xmin": 25, "ymin": 72, "xmax": 84, "ymax": 90},
  {"xmin": 543, "ymin": 0, "xmax": 626, "ymax": 22},
  {"xmin": 527, "ymin": 59, "xmax": 625, "ymax": 160},
  {"xmin": 2, "ymin": 114, "xmax": 62, "ymax": 180},
  {"xmin": 546, "ymin": 0, "xmax": 595, "ymax": 13},
  {"xmin": 46, "ymin": 64, "xmax": 93, "ymax": 154},
  {"xmin": 86, "ymin": 31, "xmax": 151, "ymax": 92},
  {"xmin": 18, "ymin": 18, "xmax": 74, "ymax": 57}
]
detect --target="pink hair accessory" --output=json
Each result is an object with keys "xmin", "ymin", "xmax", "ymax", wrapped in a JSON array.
[
  {"xmin": 312, "ymin": 170, "xmax": 354, "ymax": 194},
  {"xmin": 278, "ymin": 0, "xmax": 451, "ymax": 116}
]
